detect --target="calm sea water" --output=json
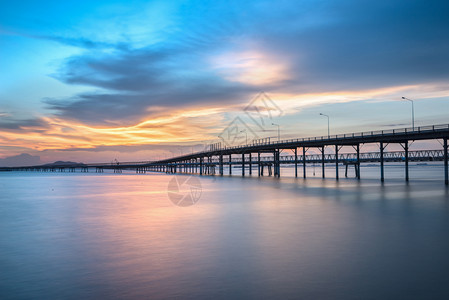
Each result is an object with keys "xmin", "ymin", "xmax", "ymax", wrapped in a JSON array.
[{"xmin": 1, "ymin": 164, "xmax": 449, "ymax": 299}]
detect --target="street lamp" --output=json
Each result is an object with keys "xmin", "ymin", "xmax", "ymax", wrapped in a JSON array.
[
  {"xmin": 272, "ymin": 123, "xmax": 280, "ymax": 141},
  {"xmin": 401, "ymin": 97, "xmax": 415, "ymax": 130},
  {"xmin": 319, "ymin": 113, "xmax": 330, "ymax": 138},
  {"xmin": 240, "ymin": 129, "xmax": 248, "ymax": 144}
]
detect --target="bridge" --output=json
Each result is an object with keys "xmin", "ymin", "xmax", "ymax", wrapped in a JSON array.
[{"xmin": 1, "ymin": 123, "xmax": 449, "ymax": 185}]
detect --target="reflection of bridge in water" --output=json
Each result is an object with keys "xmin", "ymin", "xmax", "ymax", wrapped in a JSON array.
[{"xmin": 2, "ymin": 124, "xmax": 449, "ymax": 185}]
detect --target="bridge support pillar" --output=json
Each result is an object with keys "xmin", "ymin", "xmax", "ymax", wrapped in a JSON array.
[
  {"xmin": 274, "ymin": 150, "xmax": 280, "ymax": 177},
  {"xmin": 219, "ymin": 154, "xmax": 223, "ymax": 176},
  {"xmin": 242, "ymin": 153, "xmax": 245, "ymax": 176},
  {"xmin": 209, "ymin": 156, "xmax": 212, "ymax": 175},
  {"xmin": 229, "ymin": 154, "xmax": 232, "ymax": 175},
  {"xmin": 335, "ymin": 145, "xmax": 339, "ymax": 180},
  {"xmin": 356, "ymin": 144, "xmax": 361, "ymax": 180},
  {"xmin": 444, "ymin": 138, "xmax": 448, "ymax": 185},
  {"xmin": 321, "ymin": 146, "xmax": 325, "ymax": 178},
  {"xmin": 380, "ymin": 142, "xmax": 385, "ymax": 182},
  {"xmin": 249, "ymin": 153, "xmax": 252, "ymax": 175},
  {"xmin": 258, "ymin": 152, "xmax": 261, "ymax": 177},
  {"xmin": 404, "ymin": 142, "xmax": 409, "ymax": 182},
  {"xmin": 200, "ymin": 158, "xmax": 203, "ymax": 175},
  {"xmin": 294, "ymin": 148, "xmax": 298, "ymax": 178},
  {"xmin": 303, "ymin": 147, "xmax": 306, "ymax": 178}
]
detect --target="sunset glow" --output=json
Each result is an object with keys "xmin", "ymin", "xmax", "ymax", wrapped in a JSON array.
[{"xmin": 1, "ymin": 0, "xmax": 448, "ymax": 165}]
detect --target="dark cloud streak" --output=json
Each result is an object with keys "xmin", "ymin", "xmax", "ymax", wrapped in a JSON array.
[
  {"xmin": 0, "ymin": 118, "xmax": 48, "ymax": 130},
  {"xmin": 47, "ymin": 0, "xmax": 449, "ymax": 125}
]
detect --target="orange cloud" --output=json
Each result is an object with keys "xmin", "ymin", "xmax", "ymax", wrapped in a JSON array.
[{"xmin": 1, "ymin": 83, "xmax": 448, "ymax": 159}]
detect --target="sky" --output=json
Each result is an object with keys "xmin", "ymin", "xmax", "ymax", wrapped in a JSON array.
[{"xmin": 1, "ymin": 0, "xmax": 449, "ymax": 165}]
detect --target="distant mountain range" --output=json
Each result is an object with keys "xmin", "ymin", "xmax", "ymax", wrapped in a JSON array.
[{"xmin": 42, "ymin": 161, "xmax": 86, "ymax": 167}]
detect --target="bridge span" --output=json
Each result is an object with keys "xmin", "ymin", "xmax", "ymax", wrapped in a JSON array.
[{"xmin": 2, "ymin": 124, "xmax": 449, "ymax": 185}]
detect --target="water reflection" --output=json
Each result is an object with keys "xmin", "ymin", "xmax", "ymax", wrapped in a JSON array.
[{"xmin": 0, "ymin": 172, "xmax": 448, "ymax": 299}]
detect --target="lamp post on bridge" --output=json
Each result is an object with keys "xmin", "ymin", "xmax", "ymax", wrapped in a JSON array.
[
  {"xmin": 319, "ymin": 113, "xmax": 330, "ymax": 138},
  {"xmin": 272, "ymin": 123, "xmax": 280, "ymax": 142},
  {"xmin": 401, "ymin": 97, "xmax": 415, "ymax": 130}
]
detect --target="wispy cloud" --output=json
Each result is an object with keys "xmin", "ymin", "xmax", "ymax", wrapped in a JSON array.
[{"xmin": 41, "ymin": 0, "xmax": 449, "ymax": 126}]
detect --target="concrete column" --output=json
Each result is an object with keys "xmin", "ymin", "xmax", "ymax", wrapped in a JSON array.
[
  {"xmin": 321, "ymin": 145, "xmax": 325, "ymax": 178},
  {"xmin": 380, "ymin": 142, "xmax": 384, "ymax": 182},
  {"xmin": 242, "ymin": 153, "xmax": 245, "ymax": 176},
  {"xmin": 335, "ymin": 145, "xmax": 339, "ymax": 180},
  {"xmin": 294, "ymin": 148, "xmax": 298, "ymax": 178},
  {"xmin": 444, "ymin": 138, "xmax": 448, "ymax": 185},
  {"xmin": 303, "ymin": 147, "xmax": 306, "ymax": 178},
  {"xmin": 274, "ymin": 150, "xmax": 280, "ymax": 177},
  {"xmin": 229, "ymin": 154, "xmax": 232, "ymax": 175},
  {"xmin": 404, "ymin": 142, "xmax": 409, "ymax": 182},
  {"xmin": 356, "ymin": 144, "xmax": 360, "ymax": 180}
]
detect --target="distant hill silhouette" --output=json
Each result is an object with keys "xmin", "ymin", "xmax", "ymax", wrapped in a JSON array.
[{"xmin": 42, "ymin": 161, "xmax": 86, "ymax": 167}]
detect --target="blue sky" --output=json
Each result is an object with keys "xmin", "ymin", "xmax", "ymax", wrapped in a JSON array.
[{"xmin": 1, "ymin": 0, "xmax": 449, "ymax": 164}]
